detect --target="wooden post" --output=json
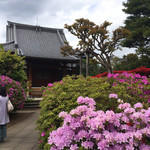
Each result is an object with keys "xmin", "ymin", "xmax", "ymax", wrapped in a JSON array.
[
  {"xmin": 79, "ymin": 55, "xmax": 83, "ymax": 75},
  {"xmin": 86, "ymin": 52, "xmax": 89, "ymax": 77},
  {"xmin": 28, "ymin": 65, "xmax": 32, "ymax": 96}
]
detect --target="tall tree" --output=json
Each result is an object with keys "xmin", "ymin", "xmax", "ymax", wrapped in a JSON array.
[
  {"xmin": 113, "ymin": 53, "xmax": 140, "ymax": 71},
  {"xmin": 122, "ymin": 0, "xmax": 150, "ymax": 57},
  {"xmin": 61, "ymin": 18, "xmax": 129, "ymax": 73},
  {"xmin": 113, "ymin": 53, "xmax": 150, "ymax": 71}
]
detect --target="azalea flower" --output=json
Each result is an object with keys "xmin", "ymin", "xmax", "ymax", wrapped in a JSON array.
[
  {"xmin": 48, "ymin": 96, "xmax": 150, "ymax": 150},
  {"xmin": 41, "ymin": 132, "xmax": 46, "ymax": 137},
  {"xmin": 109, "ymin": 93, "xmax": 118, "ymax": 99},
  {"xmin": 48, "ymin": 83, "xmax": 53, "ymax": 86}
]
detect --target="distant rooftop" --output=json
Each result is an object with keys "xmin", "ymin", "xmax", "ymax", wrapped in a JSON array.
[{"xmin": 1, "ymin": 21, "xmax": 77, "ymax": 61}]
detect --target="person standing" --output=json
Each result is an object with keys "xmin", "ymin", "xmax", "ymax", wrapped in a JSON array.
[{"xmin": 0, "ymin": 86, "xmax": 10, "ymax": 143}]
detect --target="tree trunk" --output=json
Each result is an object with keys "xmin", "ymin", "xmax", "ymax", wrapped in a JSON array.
[
  {"xmin": 106, "ymin": 65, "xmax": 113, "ymax": 74},
  {"xmin": 101, "ymin": 62, "xmax": 113, "ymax": 74}
]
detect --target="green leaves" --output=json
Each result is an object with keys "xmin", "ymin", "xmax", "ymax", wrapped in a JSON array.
[
  {"xmin": 0, "ymin": 46, "xmax": 27, "ymax": 87},
  {"xmin": 36, "ymin": 74, "xmax": 150, "ymax": 149},
  {"xmin": 122, "ymin": 0, "xmax": 150, "ymax": 58}
]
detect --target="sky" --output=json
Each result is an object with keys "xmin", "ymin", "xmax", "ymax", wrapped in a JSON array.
[{"xmin": 0, "ymin": 0, "xmax": 135, "ymax": 57}]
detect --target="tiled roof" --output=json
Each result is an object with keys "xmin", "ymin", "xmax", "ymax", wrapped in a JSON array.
[{"xmin": 1, "ymin": 21, "xmax": 77, "ymax": 61}]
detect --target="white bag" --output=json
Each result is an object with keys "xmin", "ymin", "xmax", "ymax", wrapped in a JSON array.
[{"xmin": 7, "ymin": 100, "xmax": 14, "ymax": 112}]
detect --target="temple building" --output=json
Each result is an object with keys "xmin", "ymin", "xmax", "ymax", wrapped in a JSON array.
[{"xmin": 2, "ymin": 21, "xmax": 78, "ymax": 96}]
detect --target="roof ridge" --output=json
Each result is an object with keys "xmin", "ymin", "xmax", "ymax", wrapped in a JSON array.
[{"xmin": 7, "ymin": 21, "xmax": 64, "ymax": 31}]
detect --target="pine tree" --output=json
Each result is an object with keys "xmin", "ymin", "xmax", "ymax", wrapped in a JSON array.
[{"xmin": 122, "ymin": 0, "xmax": 150, "ymax": 57}]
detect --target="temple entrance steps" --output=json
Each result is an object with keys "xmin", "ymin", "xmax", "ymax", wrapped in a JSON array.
[{"xmin": 23, "ymin": 97, "xmax": 42, "ymax": 109}]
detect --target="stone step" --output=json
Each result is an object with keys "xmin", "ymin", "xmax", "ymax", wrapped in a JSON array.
[
  {"xmin": 23, "ymin": 98, "xmax": 42, "ymax": 109},
  {"xmin": 23, "ymin": 105, "xmax": 40, "ymax": 109}
]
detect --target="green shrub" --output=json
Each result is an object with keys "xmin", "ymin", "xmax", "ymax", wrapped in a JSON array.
[
  {"xmin": 0, "ymin": 46, "xmax": 27, "ymax": 88},
  {"xmin": 36, "ymin": 74, "xmax": 150, "ymax": 149}
]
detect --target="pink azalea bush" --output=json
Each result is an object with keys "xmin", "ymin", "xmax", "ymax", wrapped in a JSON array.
[
  {"xmin": 107, "ymin": 72, "xmax": 150, "ymax": 107},
  {"xmin": 48, "ymin": 96, "xmax": 150, "ymax": 150},
  {"xmin": 37, "ymin": 73, "xmax": 150, "ymax": 149},
  {"xmin": 0, "ymin": 75, "xmax": 26, "ymax": 110}
]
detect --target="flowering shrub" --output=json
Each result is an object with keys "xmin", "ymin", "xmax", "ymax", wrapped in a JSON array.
[
  {"xmin": 48, "ymin": 96, "xmax": 150, "ymax": 150},
  {"xmin": 107, "ymin": 72, "xmax": 150, "ymax": 107},
  {"xmin": 129, "ymin": 66, "xmax": 150, "ymax": 77},
  {"xmin": 36, "ymin": 74, "xmax": 150, "ymax": 149},
  {"xmin": 93, "ymin": 66, "xmax": 150, "ymax": 78},
  {"xmin": 0, "ymin": 75, "xmax": 26, "ymax": 110}
]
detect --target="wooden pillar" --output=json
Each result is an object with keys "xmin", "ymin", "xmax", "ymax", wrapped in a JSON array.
[
  {"xmin": 79, "ymin": 54, "xmax": 83, "ymax": 75},
  {"xmin": 28, "ymin": 65, "xmax": 32, "ymax": 96},
  {"xmin": 86, "ymin": 52, "xmax": 89, "ymax": 77}
]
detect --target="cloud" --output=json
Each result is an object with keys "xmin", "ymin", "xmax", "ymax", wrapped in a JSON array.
[
  {"xmin": 0, "ymin": 0, "xmax": 47, "ymax": 19},
  {"xmin": 0, "ymin": 0, "xmax": 135, "ymax": 57}
]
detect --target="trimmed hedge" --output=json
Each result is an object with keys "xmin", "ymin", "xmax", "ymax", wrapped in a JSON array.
[{"xmin": 36, "ymin": 73, "xmax": 150, "ymax": 149}]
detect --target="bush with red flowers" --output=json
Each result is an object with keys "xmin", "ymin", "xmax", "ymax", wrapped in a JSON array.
[{"xmin": 92, "ymin": 67, "xmax": 150, "ymax": 78}]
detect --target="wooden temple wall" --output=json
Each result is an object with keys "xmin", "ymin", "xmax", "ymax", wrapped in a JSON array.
[{"xmin": 26, "ymin": 59, "xmax": 78, "ymax": 97}]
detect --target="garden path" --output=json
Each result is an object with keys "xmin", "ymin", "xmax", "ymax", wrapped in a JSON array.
[{"xmin": 0, "ymin": 108, "xmax": 42, "ymax": 150}]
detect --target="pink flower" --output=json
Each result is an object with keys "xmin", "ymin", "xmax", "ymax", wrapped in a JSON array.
[
  {"xmin": 48, "ymin": 83, "xmax": 53, "ymax": 86},
  {"xmin": 124, "ymin": 108, "xmax": 135, "ymax": 114},
  {"xmin": 134, "ymin": 74, "xmax": 141, "ymax": 78},
  {"xmin": 134, "ymin": 103, "xmax": 143, "ymax": 109},
  {"xmin": 41, "ymin": 131, "xmax": 46, "ymax": 137},
  {"xmin": 119, "ymin": 79, "xmax": 125, "ymax": 83},
  {"xmin": 118, "ymin": 103, "xmax": 131, "ymax": 110},
  {"xmin": 113, "ymin": 83, "xmax": 117, "ymax": 86},
  {"xmin": 142, "ymin": 76, "xmax": 147, "ymax": 79},
  {"xmin": 113, "ymin": 74, "xmax": 119, "ymax": 79},
  {"xmin": 108, "ymin": 73, "xmax": 113, "ymax": 78},
  {"xmin": 59, "ymin": 111, "xmax": 68, "ymax": 118},
  {"xmin": 59, "ymin": 80, "xmax": 63, "ymax": 84},
  {"xmin": 77, "ymin": 96, "xmax": 84, "ymax": 104},
  {"xmin": 142, "ymin": 79, "xmax": 148, "ymax": 84},
  {"xmin": 70, "ymin": 144, "xmax": 78, "ymax": 150},
  {"xmin": 109, "ymin": 93, "xmax": 118, "ymax": 99}
]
